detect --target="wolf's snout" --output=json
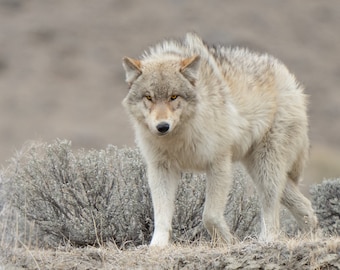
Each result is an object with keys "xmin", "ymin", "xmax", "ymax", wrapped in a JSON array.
[{"xmin": 156, "ymin": 122, "xmax": 170, "ymax": 134}]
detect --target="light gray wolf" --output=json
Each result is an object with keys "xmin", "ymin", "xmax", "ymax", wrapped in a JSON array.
[{"xmin": 122, "ymin": 33, "xmax": 318, "ymax": 247}]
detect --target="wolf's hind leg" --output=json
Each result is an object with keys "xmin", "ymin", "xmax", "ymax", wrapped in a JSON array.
[
  {"xmin": 281, "ymin": 152, "xmax": 318, "ymax": 233},
  {"xmin": 203, "ymin": 154, "xmax": 234, "ymax": 245},
  {"xmin": 245, "ymin": 145, "xmax": 287, "ymax": 242},
  {"xmin": 281, "ymin": 178, "xmax": 318, "ymax": 232}
]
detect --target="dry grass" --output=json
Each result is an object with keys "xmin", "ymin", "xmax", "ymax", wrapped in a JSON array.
[{"xmin": 2, "ymin": 237, "xmax": 340, "ymax": 270}]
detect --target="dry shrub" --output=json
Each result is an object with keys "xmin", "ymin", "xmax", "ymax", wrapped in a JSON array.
[
  {"xmin": 4, "ymin": 139, "xmax": 336, "ymax": 248},
  {"xmin": 3, "ymin": 140, "xmax": 151, "ymax": 247},
  {"xmin": 2, "ymin": 140, "xmax": 262, "ymax": 247},
  {"xmin": 310, "ymin": 178, "xmax": 340, "ymax": 236}
]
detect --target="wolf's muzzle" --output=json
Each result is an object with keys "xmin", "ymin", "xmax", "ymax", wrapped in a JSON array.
[{"xmin": 156, "ymin": 122, "xmax": 170, "ymax": 134}]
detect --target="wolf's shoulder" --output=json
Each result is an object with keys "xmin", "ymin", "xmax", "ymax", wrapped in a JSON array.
[{"xmin": 141, "ymin": 33, "xmax": 284, "ymax": 77}]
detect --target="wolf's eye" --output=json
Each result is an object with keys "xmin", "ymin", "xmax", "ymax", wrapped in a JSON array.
[
  {"xmin": 145, "ymin": 95, "xmax": 152, "ymax": 101},
  {"xmin": 170, "ymin": 95, "xmax": 178, "ymax": 101}
]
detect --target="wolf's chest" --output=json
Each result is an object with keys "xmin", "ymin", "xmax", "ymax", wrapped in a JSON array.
[{"xmin": 159, "ymin": 139, "xmax": 217, "ymax": 172}]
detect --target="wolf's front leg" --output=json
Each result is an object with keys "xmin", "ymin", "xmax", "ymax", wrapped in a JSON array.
[
  {"xmin": 203, "ymin": 154, "xmax": 234, "ymax": 245},
  {"xmin": 147, "ymin": 163, "xmax": 180, "ymax": 247}
]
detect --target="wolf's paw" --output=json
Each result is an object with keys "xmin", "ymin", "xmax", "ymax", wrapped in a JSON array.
[{"xmin": 149, "ymin": 230, "xmax": 171, "ymax": 248}]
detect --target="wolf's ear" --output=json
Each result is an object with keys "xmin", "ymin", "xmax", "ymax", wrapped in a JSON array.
[
  {"xmin": 122, "ymin": 57, "xmax": 142, "ymax": 85},
  {"xmin": 180, "ymin": 55, "xmax": 200, "ymax": 86}
]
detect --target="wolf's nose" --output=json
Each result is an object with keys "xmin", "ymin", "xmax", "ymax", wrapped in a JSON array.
[{"xmin": 156, "ymin": 122, "xmax": 170, "ymax": 134}]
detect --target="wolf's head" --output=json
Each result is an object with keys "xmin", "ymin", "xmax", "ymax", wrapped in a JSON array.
[{"xmin": 122, "ymin": 55, "xmax": 200, "ymax": 136}]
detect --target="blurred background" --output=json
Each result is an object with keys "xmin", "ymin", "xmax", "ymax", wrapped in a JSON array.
[{"xmin": 0, "ymin": 0, "xmax": 339, "ymax": 194}]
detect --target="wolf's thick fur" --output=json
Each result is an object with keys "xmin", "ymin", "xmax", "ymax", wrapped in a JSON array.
[{"xmin": 122, "ymin": 33, "xmax": 317, "ymax": 247}]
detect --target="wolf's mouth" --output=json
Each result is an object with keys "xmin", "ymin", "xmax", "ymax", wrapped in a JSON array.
[{"xmin": 156, "ymin": 131, "xmax": 169, "ymax": 137}]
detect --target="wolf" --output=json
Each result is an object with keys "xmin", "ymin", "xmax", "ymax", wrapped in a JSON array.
[{"xmin": 122, "ymin": 33, "xmax": 318, "ymax": 247}]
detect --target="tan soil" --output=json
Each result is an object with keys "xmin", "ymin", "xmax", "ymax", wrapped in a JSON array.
[{"xmin": 3, "ymin": 238, "xmax": 340, "ymax": 269}]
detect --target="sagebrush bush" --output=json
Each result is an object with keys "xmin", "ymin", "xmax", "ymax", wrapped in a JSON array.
[
  {"xmin": 2, "ymin": 139, "xmax": 321, "ymax": 248},
  {"xmin": 2, "ymin": 140, "xmax": 262, "ymax": 247},
  {"xmin": 4, "ymin": 140, "xmax": 152, "ymax": 247},
  {"xmin": 310, "ymin": 178, "xmax": 340, "ymax": 236}
]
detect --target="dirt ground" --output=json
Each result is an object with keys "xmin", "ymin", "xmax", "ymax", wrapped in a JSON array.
[
  {"xmin": 4, "ymin": 238, "xmax": 340, "ymax": 269},
  {"xmin": 0, "ymin": 0, "xmax": 340, "ymax": 186}
]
